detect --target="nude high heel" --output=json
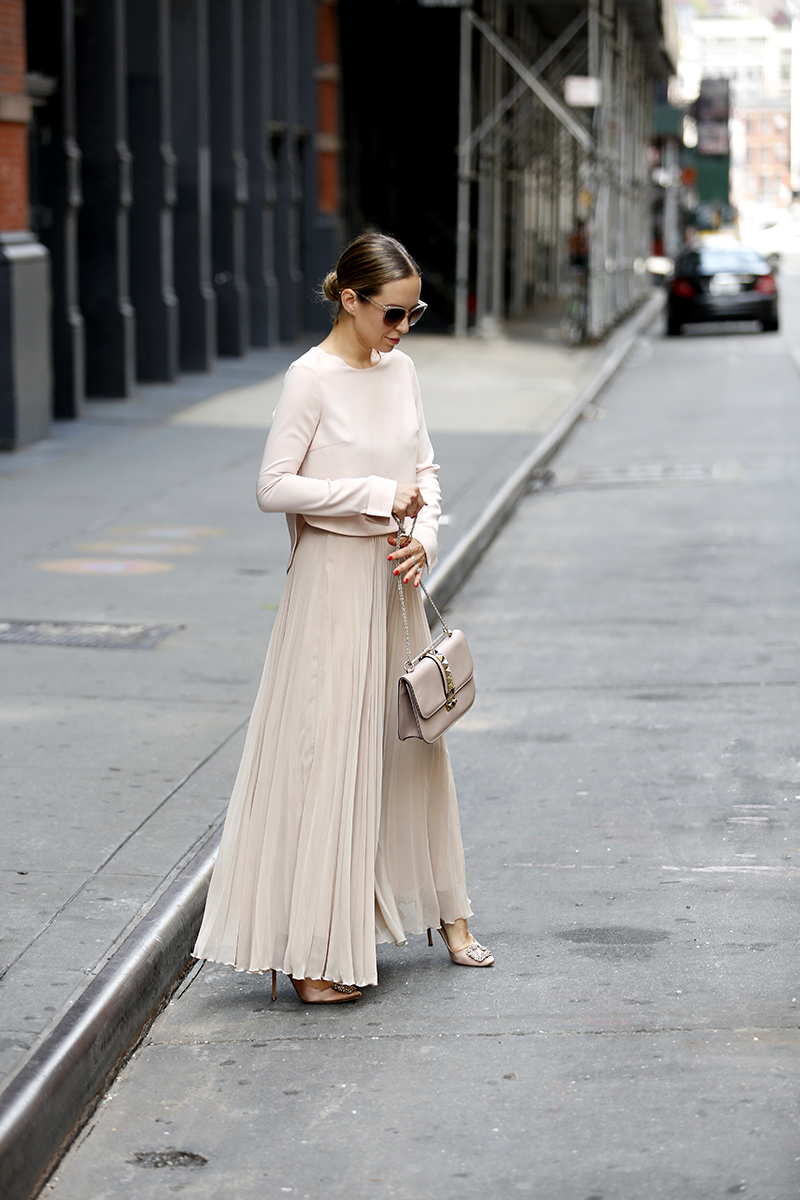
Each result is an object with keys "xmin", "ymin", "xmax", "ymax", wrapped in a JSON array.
[
  {"xmin": 270, "ymin": 970, "xmax": 362, "ymax": 1004},
  {"xmin": 290, "ymin": 978, "xmax": 362, "ymax": 1004},
  {"xmin": 428, "ymin": 926, "xmax": 495, "ymax": 967}
]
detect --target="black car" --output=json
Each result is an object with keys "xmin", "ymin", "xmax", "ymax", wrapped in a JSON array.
[{"xmin": 667, "ymin": 243, "xmax": 779, "ymax": 335}]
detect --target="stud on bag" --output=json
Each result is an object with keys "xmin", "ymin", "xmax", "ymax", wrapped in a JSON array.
[{"xmin": 394, "ymin": 516, "xmax": 476, "ymax": 743}]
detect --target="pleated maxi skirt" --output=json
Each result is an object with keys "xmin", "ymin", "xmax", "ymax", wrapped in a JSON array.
[{"xmin": 193, "ymin": 525, "xmax": 472, "ymax": 988}]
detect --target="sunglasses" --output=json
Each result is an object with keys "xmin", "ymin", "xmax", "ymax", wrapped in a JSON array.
[{"xmin": 356, "ymin": 292, "xmax": 428, "ymax": 328}]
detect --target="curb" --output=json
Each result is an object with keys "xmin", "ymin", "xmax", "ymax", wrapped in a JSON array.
[
  {"xmin": 0, "ymin": 831, "xmax": 222, "ymax": 1200},
  {"xmin": 0, "ymin": 287, "xmax": 664, "ymax": 1200}
]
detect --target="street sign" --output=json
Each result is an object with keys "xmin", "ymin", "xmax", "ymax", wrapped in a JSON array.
[{"xmin": 565, "ymin": 76, "xmax": 602, "ymax": 107}]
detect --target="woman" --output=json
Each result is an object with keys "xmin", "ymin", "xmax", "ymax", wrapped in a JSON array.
[{"xmin": 194, "ymin": 232, "xmax": 493, "ymax": 1004}]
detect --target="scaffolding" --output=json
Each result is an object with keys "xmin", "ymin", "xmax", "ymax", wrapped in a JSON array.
[{"xmin": 455, "ymin": 1, "xmax": 670, "ymax": 339}]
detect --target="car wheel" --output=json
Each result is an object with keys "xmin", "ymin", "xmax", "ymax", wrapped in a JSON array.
[
  {"xmin": 762, "ymin": 317, "xmax": 779, "ymax": 333},
  {"xmin": 666, "ymin": 319, "xmax": 683, "ymax": 337}
]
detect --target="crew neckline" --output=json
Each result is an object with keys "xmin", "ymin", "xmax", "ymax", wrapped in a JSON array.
[{"xmin": 314, "ymin": 345, "xmax": 384, "ymax": 371}]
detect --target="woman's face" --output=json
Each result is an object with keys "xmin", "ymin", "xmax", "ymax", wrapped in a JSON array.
[{"xmin": 341, "ymin": 275, "xmax": 422, "ymax": 355}]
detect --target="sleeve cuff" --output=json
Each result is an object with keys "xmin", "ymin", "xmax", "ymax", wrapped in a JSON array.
[{"xmin": 365, "ymin": 475, "xmax": 396, "ymax": 520}]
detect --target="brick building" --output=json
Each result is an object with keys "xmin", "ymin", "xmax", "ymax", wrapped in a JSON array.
[
  {"xmin": 735, "ymin": 99, "xmax": 791, "ymax": 206},
  {"xmin": 0, "ymin": 0, "xmax": 29, "ymax": 231}
]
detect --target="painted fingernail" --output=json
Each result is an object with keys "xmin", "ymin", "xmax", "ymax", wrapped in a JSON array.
[{"xmin": 393, "ymin": 569, "xmax": 399, "ymax": 575}]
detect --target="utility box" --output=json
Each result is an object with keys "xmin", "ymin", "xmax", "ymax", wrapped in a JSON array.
[{"xmin": 0, "ymin": 233, "xmax": 52, "ymax": 449}]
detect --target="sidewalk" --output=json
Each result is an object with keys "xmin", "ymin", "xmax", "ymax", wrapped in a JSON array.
[{"xmin": 0, "ymin": 293, "xmax": 662, "ymax": 1195}]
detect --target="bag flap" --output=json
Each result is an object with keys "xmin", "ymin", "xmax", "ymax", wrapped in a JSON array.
[{"xmin": 402, "ymin": 630, "xmax": 474, "ymax": 720}]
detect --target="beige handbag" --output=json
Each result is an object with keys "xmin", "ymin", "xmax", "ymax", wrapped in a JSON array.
[{"xmin": 394, "ymin": 518, "xmax": 476, "ymax": 743}]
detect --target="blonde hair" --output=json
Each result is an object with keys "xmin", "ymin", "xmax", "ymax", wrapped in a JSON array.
[{"xmin": 321, "ymin": 232, "xmax": 420, "ymax": 322}]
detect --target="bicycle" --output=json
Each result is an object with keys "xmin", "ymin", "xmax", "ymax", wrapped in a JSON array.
[{"xmin": 560, "ymin": 266, "xmax": 589, "ymax": 346}]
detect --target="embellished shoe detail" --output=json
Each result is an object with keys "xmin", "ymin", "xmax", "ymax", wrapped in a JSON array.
[
  {"xmin": 463, "ymin": 941, "xmax": 493, "ymax": 964},
  {"xmin": 287, "ymin": 977, "xmax": 363, "ymax": 1004},
  {"xmin": 437, "ymin": 925, "xmax": 495, "ymax": 968}
]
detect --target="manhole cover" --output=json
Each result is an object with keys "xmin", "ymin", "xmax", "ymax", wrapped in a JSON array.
[
  {"xmin": 0, "ymin": 620, "xmax": 181, "ymax": 650},
  {"xmin": 132, "ymin": 1150, "xmax": 207, "ymax": 1169},
  {"xmin": 558, "ymin": 926, "xmax": 669, "ymax": 944},
  {"xmin": 556, "ymin": 462, "xmax": 741, "ymax": 487}
]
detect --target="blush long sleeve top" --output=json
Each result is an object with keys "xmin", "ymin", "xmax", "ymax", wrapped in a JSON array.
[{"xmin": 256, "ymin": 345, "xmax": 442, "ymax": 572}]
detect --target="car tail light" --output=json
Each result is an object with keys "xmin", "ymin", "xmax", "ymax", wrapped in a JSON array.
[
  {"xmin": 670, "ymin": 277, "xmax": 695, "ymax": 299},
  {"xmin": 753, "ymin": 274, "xmax": 776, "ymax": 295}
]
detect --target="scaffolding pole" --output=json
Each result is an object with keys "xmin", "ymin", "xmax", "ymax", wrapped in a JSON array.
[{"xmin": 455, "ymin": 3, "xmax": 473, "ymax": 337}]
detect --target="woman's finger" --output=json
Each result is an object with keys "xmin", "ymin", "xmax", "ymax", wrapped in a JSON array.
[
  {"xmin": 401, "ymin": 554, "xmax": 423, "ymax": 581},
  {"xmin": 388, "ymin": 535, "xmax": 419, "ymax": 561},
  {"xmin": 388, "ymin": 537, "xmax": 426, "ymax": 582},
  {"xmin": 393, "ymin": 553, "xmax": 416, "ymax": 576},
  {"xmin": 412, "ymin": 553, "xmax": 426, "ymax": 585}
]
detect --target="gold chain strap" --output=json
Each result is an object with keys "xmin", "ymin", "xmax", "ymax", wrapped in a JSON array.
[{"xmin": 394, "ymin": 516, "xmax": 454, "ymax": 697}]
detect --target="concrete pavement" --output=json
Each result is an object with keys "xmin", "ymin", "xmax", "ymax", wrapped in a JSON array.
[
  {"xmin": 31, "ymin": 277, "xmax": 800, "ymax": 1199},
  {"xmin": 0, "ymin": 298, "xmax": 660, "ymax": 1197}
]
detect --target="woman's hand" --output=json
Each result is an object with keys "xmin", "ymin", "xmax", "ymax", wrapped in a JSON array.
[
  {"xmin": 387, "ymin": 535, "xmax": 427, "ymax": 588},
  {"xmin": 392, "ymin": 484, "xmax": 425, "ymax": 522}
]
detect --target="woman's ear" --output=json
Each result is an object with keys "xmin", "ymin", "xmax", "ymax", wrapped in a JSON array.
[{"xmin": 339, "ymin": 287, "xmax": 358, "ymax": 317}]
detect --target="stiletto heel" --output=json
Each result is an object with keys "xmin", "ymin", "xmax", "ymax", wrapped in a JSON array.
[
  {"xmin": 289, "ymin": 978, "xmax": 362, "ymax": 1005},
  {"xmin": 438, "ymin": 925, "xmax": 494, "ymax": 967},
  {"xmin": 271, "ymin": 970, "xmax": 277, "ymax": 1002},
  {"xmin": 427, "ymin": 927, "xmax": 433, "ymax": 946}
]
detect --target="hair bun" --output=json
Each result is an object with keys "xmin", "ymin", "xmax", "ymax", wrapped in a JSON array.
[
  {"xmin": 322, "ymin": 270, "xmax": 339, "ymax": 302},
  {"xmin": 319, "ymin": 233, "xmax": 420, "ymax": 326}
]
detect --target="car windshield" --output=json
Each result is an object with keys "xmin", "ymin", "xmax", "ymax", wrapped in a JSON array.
[{"xmin": 680, "ymin": 247, "xmax": 767, "ymax": 274}]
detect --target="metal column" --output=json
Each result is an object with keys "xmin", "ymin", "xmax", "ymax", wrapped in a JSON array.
[
  {"xmin": 75, "ymin": 0, "xmax": 136, "ymax": 397},
  {"xmin": 454, "ymin": 3, "xmax": 472, "ymax": 337},
  {"xmin": 26, "ymin": 0, "xmax": 85, "ymax": 417},
  {"xmin": 171, "ymin": 0, "xmax": 216, "ymax": 372},
  {"xmin": 271, "ymin": 0, "xmax": 303, "ymax": 342},
  {"xmin": 243, "ymin": 0, "xmax": 279, "ymax": 347},
  {"xmin": 127, "ymin": 0, "xmax": 179, "ymax": 381},
  {"xmin": 209, "ymin": 0, "xmax": 249, "ymax": 357}
]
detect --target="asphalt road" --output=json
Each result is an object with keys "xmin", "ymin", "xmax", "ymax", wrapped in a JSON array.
[{"xmin": 44, "ymin": 284, "xmax": 800, "ymax": 1200}]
